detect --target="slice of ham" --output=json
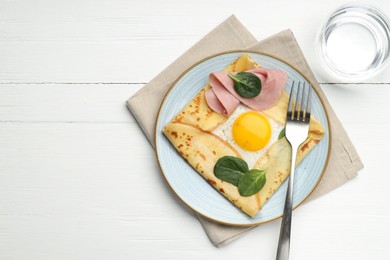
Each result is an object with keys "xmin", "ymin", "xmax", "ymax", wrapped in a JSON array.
[
  {"xmin": 205, "ymin": 68, "xmax": 287, "ymax": 116},
  {"xmin": 204, "ymin": 88, "xmax": 240, "ymax": 116}
]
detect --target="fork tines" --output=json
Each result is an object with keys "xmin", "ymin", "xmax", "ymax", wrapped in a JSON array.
[{"xmin": 287, "ymin": 81, "xmax": 312, "ymax": 122}]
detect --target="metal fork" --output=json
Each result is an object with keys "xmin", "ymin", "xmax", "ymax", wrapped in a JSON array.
[{"xmin": 276, "ymin": 81, "xmax": 312, "ymax": 260}]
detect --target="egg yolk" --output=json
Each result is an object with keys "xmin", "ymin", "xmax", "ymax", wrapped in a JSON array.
[{"xmin": 232, "ymin": 112, "xmax": 271, "ymax": 151}]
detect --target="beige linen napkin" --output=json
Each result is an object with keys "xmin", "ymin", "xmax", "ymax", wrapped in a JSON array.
[{"xmin": 126, "ymin": 15, "xmax": 364, "ymax": 246}]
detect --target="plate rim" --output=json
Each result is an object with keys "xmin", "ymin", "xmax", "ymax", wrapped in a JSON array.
[{"xmin": 154, "ymin": 50, "xmax": 332, "ymax": 227}]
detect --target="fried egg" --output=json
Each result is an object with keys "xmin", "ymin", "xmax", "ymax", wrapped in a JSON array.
[{"xmin": 211, "ymin": 104, "xmax": 285, "ymax": 168}]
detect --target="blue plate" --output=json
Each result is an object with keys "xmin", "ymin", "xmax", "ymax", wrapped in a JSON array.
[{"xmin": 155, "ymin": 51, "xmax": 330, "ymax": 226}]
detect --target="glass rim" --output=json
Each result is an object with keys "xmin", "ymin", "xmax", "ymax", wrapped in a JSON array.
[{"xmin": 317, "ymin": 2, "xmax": 390, "ymax": 81}]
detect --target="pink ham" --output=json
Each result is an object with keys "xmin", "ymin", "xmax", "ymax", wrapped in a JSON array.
[
  {"xmin": 204, "ymin": 88, "xmax": 239, "ymax": 115},
  {"xmin": 205, "ymin": 68, "xmax": 287, "ymax": 116}
]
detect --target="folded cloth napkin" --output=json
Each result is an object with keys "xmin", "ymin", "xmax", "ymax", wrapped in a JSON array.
[{"xmin": 126, "ymin": 15, "xmax": 364, "ymax": 246}]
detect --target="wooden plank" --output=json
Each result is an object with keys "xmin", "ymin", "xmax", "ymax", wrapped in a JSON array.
[
  {"xmin": 320, "ymin": 83, "xmax": 390, "ymax": 124},
  {"xmin": 0, "ymin": 84, "xmax": 143, "ymax": 123},
  {"xmin": 1, "ymin": 0, "xmax": 389, "ymax": 83},
  {"xmin": 1, "ymin": 83, "xmax": 389, "ymax": 124}
]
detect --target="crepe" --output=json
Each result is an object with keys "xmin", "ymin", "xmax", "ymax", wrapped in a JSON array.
[{"xmin": 163, "ymin": 54, "xmax": 325, "ymax": 217}]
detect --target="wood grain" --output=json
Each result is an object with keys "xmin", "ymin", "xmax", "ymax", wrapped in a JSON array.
[
  {"xmin": 1, "ymin": 84, "xmax": 390, "ymax": 259},
  {"xmin": 1, "ymin": 0, "xmax": 389, "ymax": 83},
  {"xmin": 1, "ymin": 0, "xmax": 390, "ymax": 259},
  {"xmin": 0, "ymin": 84, "xmax": 142, "ymax": 123}
]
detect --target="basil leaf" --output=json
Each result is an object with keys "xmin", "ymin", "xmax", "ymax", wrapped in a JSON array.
[
  {"xmin": 278, "ymin": 127, "xmax": 286, "ymax": 140},
  {"xmin": 214, "ymin": 156, "xmax": 249, "ymax": 186},
  {"xmin": 228, "ymin": 72, "xmax": 262, "ymax": 98},
  {"xmin": 238, "ymin": 169, "xmax": 267, "ymax": 197}
]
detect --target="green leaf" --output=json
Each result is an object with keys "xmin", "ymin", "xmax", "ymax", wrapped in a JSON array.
[
  {"xmin": 238, "ymin": 169, "xmax": 267, "ymax": 197},
  {"xmin": 278, "ymin": 127, "xmax": 286, "ymax": 140},
  {"xmin": 228, "ymin": 72, "xmax": 262, "ymax": 98},
  {"xmin": 214, "ymin": 156, "xmax": 249, "ymax": 186}
]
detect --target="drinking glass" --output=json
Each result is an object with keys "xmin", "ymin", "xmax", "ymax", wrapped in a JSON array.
[{"xmin": 317, "ymin": 2, "xmax": 390, "ymax": 81}]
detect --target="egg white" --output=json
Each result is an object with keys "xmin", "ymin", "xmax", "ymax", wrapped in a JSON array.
[{"xmin": 211, "ymin": 104, "xmax": 285, "ymax": 168}]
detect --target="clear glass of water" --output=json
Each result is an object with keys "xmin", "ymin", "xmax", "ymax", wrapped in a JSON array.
[{"xmin": 317, "ymin": 2, "xmax": 390, "ymax": 81}]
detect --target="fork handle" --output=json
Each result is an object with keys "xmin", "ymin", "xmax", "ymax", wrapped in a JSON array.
[{"xmin": 276, "ymin": 143, "xmax": 298, "ymax": 260}]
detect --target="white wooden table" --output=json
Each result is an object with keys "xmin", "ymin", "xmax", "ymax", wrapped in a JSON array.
[{"xmin": 1, "ymin": 0, "xmax": 390, "ymax": 259}]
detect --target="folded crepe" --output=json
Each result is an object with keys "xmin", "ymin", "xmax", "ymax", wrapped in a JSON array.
[{"xmin": 163, "ymin": 54, "xmax": 324, "ymax": 217}]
